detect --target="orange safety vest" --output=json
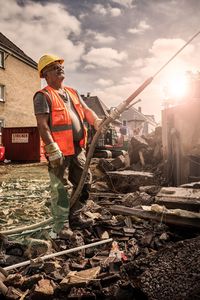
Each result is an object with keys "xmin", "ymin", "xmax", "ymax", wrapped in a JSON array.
[{"xmin": 37, "ymin": 86, "xmax": 88, "ymax": 156}]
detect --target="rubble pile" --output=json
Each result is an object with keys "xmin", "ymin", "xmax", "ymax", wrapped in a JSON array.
[
  {"xmin": 124, "ymin": 236, "xmax": 200, "ymax": 299},
  {"xmin": 127, "ymin": 127, "xmax": 165, "ymax": 185},
  {"xmin": 0, "ymin": 162, "xmax": 199, "ymax": 299},
  {"xmin": 95, "ymin": 127, "xmax": 165, "ymax": 194},
  {"xmin": 0, "ymin": 190, "xmax": 200, "ymax": 299},
  {"xmin": 96, "ymin": 156, "xmax": 162, "ymax": 193}
]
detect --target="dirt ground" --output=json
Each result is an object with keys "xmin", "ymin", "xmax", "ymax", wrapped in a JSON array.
[
  {"xmin": 0, "ymin": 162, "xmax": 49, "ymax": 182},
  {"xmin": 0, "ymin": 160, "xmax": 100, "ymax": 232},
  {"xmin": 0, "ymin": 162, "xmax": 51, "ymax": 232}
]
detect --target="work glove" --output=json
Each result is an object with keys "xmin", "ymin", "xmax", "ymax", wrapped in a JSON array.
[
  {"xmin": 44, "ymin": 142, "xmax": 64, "ymax": 168},
  {"xmin": 94, "ymin": 118, "xmax": 103, "ymax": 131}
]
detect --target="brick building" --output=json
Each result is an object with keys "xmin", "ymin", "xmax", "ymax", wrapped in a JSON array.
[{"xmin": 0, "ymin": 32, "xmax": 40, "ymax": 134}]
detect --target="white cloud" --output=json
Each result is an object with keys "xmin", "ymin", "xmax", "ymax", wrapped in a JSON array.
[
  {"xmin": 82, "ymin": 47, "xmax": 128, "ymax": 68},
  {"xmin": 139, "ymin": 20, "xmax": 151, "ymax": 30},
  {"xmin": 121, "ymin": 76, "xmax": 141, "ymax": 84},
  {"xmin": 137, "ymin": 38, "xmax": 195, "ymax": 78},
  {"xmin": 79, "ymin": 12, "xmax": 88, "ymax": 19},
  {"xmin": 86, "ymin": 30, "xmax": 116, "ymax": 44},
  {"xmin": 0, "ymin": 0, "xmax": 84, "ymax": 70},
  {"xmin": 93, "ymin": 3, "xmax": 121, "ymax": 17},
  {"xmin": 110, "ymin": 7, "xmax": 121, "ymax": 17},
  {"xmin": 84, "ymin": 64, "xmax": 96, "ymax": 70},
  {"xmin": 128, "ymin": 20, "xmax": 151, "ymax": 34},
  {"xmin": 95, "ymin": 33, "xmax": 116, "ymax": 44},
  {"xmin": 111, "ymin": 0, "xmax": 135, "ymax": 8},
  {"xmin": 149, "ymin": 38, "xmax": 194, "ymax": 58},
  {"xmin": 93, "ymin": 4, "xmax": 107, "ymax": 16},
  {"xmin": 133, "ymin": 58, "xmax": 145, "ymax": 68},
  {"xmin": 96, "ymin": 78, "xmax": 114, "ymax": 86},
  {"xmin": 93, "ymin": 80, "xmax": 140, "ymax": 108}
]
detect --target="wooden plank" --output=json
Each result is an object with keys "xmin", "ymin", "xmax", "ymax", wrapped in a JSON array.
[
  {"xmin": 107, "ymin": 170, "xmax": 153, "ymax": 177},
  {"xmin": 155, "ymin": 187, "xmax": 200, "ymax": 211},
  {"xmin": 109, "ymin": 205, "xmax": 200, "ymax": 229},
  {"xmin": 90, "ymin": 192, "xmax": 124, "ymax": 199},
  {"xmin": 60, "ymin": 267, "xmax": 101, "ymax": 287}
]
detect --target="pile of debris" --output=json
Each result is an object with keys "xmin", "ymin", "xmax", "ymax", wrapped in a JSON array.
[
  {"xmin": 0, "ymin": 171, "xmax": 200, "ymax": 299},
  {"xmin": 127, "ymin": 127, "xmax": 165, "ymax": 185},
  {"xmin": 0, "ymin": 154, "xmax": 200, "ymax": 300}
]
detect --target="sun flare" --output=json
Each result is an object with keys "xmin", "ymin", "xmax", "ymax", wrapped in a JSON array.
[{"xmin": 165, "ymin": 74, "xmax": 188, "ymax": 99}]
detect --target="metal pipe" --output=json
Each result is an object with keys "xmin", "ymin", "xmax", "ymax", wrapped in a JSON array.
[{"xmin": 3, "ymin": 238, "xmax": 113, "ymax": 271}]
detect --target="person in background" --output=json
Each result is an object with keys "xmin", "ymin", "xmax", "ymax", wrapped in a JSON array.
[{"xmin": 33, "ymin": 54, "xmax": 102, "ymax": 239}]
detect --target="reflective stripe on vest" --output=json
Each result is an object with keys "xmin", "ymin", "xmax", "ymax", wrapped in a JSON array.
[{"xmin": 51, "ymin": 124, "xmax": 72, "ymax": 132}]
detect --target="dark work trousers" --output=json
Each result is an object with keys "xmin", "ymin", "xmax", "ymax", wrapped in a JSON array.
[{"xmin": 48, "ymin": 144, "xmax": 91, "ymax": 233}]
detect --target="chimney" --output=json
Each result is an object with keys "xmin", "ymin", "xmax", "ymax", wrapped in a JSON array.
[
  {"xmin": 87, "ymin": 92, "xmax": 91, "ymax": 97},
  {"xmin": 138, "ymin": 106, "xmax": 142, "ymax": 113}
]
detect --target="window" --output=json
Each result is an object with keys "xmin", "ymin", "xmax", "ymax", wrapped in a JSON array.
[
  {"xmin": 0, "ymin": 85, "xmax": 5, "ymax": 102},
  {"xmin": 0, "ymin": 51, "xmax": 4, "ymax": 68}
]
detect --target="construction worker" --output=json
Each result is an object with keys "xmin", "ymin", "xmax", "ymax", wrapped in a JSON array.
[{"xmin": 33, "ymin": 54, "xmax": 102, "ymax": 239}]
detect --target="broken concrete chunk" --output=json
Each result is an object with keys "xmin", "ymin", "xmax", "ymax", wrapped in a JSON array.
[
  {"xmin": 106, "ymin": 170, "xmax": 156, "ymax": 193},
  {"xmin": 95, "ymin": 227, "xmax": 110, "ymax": 239},
  {"xmin": 4, "ymin": 273, "xmax": 24, "ymax": 287},
  {"xmin": 122, "ymin": 192, "xmax": 152, "ymax": 207},
  {"xmin": 0, "ymin": 280, "xmax": 8, "ymax": 296},
  {"xmin": 60, "ymin": 266, "xmax": 101, "ymax": 288},
  {"xmin": 43, "ymin": 261, "xmax": 62, "ymax": 274},
  {"xmin": 123, "ymin": 227, "xmax": 136, "ymax": 235},
  {"xmin": 159, "ymin": 232, "xmax": 169, "ymax": 241},
  {"xmin": 24, "ymin": 238, "xmax": 52, "ymax": 258},
  {"xmin": 0, "ymin": 271, "xmax": 6, "ymax": 282},
  {"xmin": 155, "ymin": 187, "xmax": 200, "ymax": 211},
  {"xmin": 21, "ymin": 274, "xmax": 43, "ymax": 290},
  {"xmin": 140, "ymin": 231, "xmax": 154, "ymax": 246},
  {"xmin": 110, "ymin": 155, "xmax": 129, "ymax": 170},
  {"xmin": 34, "ymin": 278, "xmax": 54, "ymax": 296},
  {"xmin": 139, "ymin": 185, "xmax": 161, "ymax": 195},
  {"xmin": 70, "ymin": 260, "xmax": 88, "ymax": 271}
]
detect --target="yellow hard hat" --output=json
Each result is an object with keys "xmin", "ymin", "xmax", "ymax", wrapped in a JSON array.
[{"xmin": 38, "ymin": 54, "xmax": 64, "ymax": 78}]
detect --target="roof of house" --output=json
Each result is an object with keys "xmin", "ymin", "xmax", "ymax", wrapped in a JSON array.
[
  {"xmin": 0, "ymin": 32, "xmax": 37, "ymax": 69},
  {"xmin": 121, "ymin": 107, "xmax": 157, "ymax": 126},
  {"xmin": 82, "ymin": 94, "xmax": 122, "ymax": 125},
  {"xmin": 122, "ymin": 107, "xmax": 144, "ymax": 121},
  {"xmin": 82, "ymin": 95, "xmax": 109, "ymax": 118}
]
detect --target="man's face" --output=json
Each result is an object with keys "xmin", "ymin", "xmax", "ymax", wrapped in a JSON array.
[{"xmin": 43, "ymin": 62, "xmax": 65, "ymax": 81}]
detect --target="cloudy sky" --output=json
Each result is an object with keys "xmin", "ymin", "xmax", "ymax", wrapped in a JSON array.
[{"xmin": 1, "ymin": 0, "xmax": 200, "ymax": 121}]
